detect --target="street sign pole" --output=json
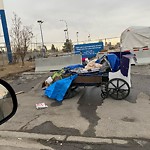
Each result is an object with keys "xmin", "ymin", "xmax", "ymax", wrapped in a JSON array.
[{"xmin": 0, "ymin": 0, "xmax": 12, "ymax": 63}]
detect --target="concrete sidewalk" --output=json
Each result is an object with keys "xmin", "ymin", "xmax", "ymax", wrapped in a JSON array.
[
  {"xmin": 0, "ymin": 130, "xmax": 146, "ymax": 145},
  {"xmin": 0, "ymin": 130, "xmax": 149, "ymax": 149}
]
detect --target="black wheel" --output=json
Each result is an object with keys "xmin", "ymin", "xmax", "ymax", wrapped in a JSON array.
[
  {"xmin": 101, "ymin": 92, "xmax": 108, "ymax": 99},
  {"xmin": 106, "ymin": 78, "xmax": 130, "ymax": 100},
  {"xmin": 101, "ymin": 83, "xmax": 108, "ymax": 99}
]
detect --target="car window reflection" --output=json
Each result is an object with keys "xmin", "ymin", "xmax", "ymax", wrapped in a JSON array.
[{"xmin": 0, "ymin": 85, "xmax": 13, "ymax": 120}]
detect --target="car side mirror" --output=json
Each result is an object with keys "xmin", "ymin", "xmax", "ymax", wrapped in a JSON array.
[{"xmin": 0, "ymin": 79, "xmax": 18, "ymax": 125}]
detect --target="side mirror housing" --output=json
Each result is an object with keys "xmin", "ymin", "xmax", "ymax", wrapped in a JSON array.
[{"xmin": 0, "ymin": 79, "xmax": 18, "ymax": 125}]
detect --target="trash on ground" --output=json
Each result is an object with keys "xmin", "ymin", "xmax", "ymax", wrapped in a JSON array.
[
  {"xmin": 15, "ymin": 91, "xmax": 25, "ymax": 95},
  {"xmin": 42, "ymin": 52, "xmax": 135, "ymax": 101},
  {"xmin": 36, "ymin": 103, "xmax": 48, "ymax": 109}
]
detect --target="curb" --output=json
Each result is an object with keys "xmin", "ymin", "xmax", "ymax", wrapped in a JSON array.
[
  {"xmin": 67, "ymin": 136, "xmax": 128, "ymax": 145},
  {"xmin": 0, "ymin": 131, "xmax": 65, "ymax": 141},
  {"xmin": 1, "ymin": 67, "xmax": 35, "ymax": 79},
  {"xmin": 0, "ymin": 131, "xmax": 130, "ymax": 145}
]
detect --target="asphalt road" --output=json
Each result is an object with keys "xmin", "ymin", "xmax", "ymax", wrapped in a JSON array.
[
  {"xmin": 7, "ymin": 72, "xmax": 49, "ymax": 94},
  {"xmin": 4, "ymin": 65, "xmax": 149, "ymax": 100},
  {"xmin": 4, "ymin": 69, "xmax": 150, "ymax": 136},
  {"xmin": 8, "ymin": 71, "xmax": 150, "ymax": 104},
  {"xmin": 2, "ymin": 66, "xmax": 150, "ymax": 149}
]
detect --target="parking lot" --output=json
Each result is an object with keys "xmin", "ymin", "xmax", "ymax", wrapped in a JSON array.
[{"xmin": 0, "ymin": 65, "xmax": 149, "ymax": 139}]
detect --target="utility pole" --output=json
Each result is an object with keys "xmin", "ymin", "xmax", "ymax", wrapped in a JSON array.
[
  {"xmin": 88, "ymin": 34, "xmax": 91, "ymax": 41},
  {"xmin": 60, "ymin": 20, "xmax": 69, "ymax": 40},
  {"xmin": 76, "ymin": 32, "xmax": 79, "ymax": 44},
  {"xmin": 0, "ymin": 0, "xmax": 12, "ymax": 63},
  {"xmin": 37, "ymin": 20, "xmax": 45, "ymax": 57}
]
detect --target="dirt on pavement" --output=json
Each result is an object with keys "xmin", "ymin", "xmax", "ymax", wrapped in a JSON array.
[{"xmin": 0, "ymin": 61, "xmax": 35, "ymax": 79}]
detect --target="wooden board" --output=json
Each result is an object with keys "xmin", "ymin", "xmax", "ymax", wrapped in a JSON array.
[{"xmin": 73, "ymin": 75, "xmax": 102, "ymax": 84}]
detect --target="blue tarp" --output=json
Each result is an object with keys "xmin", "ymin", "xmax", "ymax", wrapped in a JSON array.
[
  {"xmin": 45, "ymin": 74, "xmax": 78, "ymax": 101},
  {"xmin": 64, "ymin": 64, "xmax": 84, "ymax": 70},
  {"xmin": 107, "ymin": 54, "xmax": 120, "ymax": 72},
  {"xmin": 95, "ymin": 54, "xmax": 120, "ymax": 72}
]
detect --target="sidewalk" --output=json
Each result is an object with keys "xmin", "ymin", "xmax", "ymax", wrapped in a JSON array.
[
  {"xmin": 0, "ymin": 130, "xmax": 149, "ymax": 150},
  {"xmin": 0, "ymin": 130, "xmax": 143, "ymax": 145}
]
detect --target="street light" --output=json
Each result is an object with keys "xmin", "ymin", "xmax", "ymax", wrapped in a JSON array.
[
  {"xmin": 37, "ymin": 20, "xmax": 45, "ymax": 57},
  {"xmin": 64, "ymin": 29, "xmax": 68, "ymax": 40},
  {"xmin": 29, "ymin": 32, "xmax": 33, "ymax": 51},
  {"xmin": 60, "ymin": 19, "xmax": 69, "ymax": 40},
  {"xmin": 88, "ymin": 34, "xmax": 91, "ymax": 41},
  {"xmin": 76, "ymin": 32, "xmax": 79, "ymax": 44}
]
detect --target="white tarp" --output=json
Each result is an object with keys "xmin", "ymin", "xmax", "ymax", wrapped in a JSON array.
[{"xmin": 120, "ymin": 26, "xmax": 150, "ymax": 51}]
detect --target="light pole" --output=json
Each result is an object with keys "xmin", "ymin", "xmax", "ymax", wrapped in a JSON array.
[
  {"xmin": 76, "ymin": 32, "xmax": 79, "ymax": 44},
  {"xmin": 37, "ymin": 20, "xmax": 45, "ymax": 57},
  {"xmin": 88, "ymin": 34, "xmax": 91, "ymax": 41},
  {"xmin": 64, "ymin": 29, "xmax": 68, "ymax": 40},
  {"xmin": 29, "ymin": 32, "xmax": 33, "ymax": 51},
  {"xmin": 60, "ymin": 19, "xmax": 69, "ymax": 40}
]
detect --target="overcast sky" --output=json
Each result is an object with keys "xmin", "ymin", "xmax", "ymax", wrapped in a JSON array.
[{"xmin": 3, "ymin": 0, "xmax": 150, "ymax": 48}]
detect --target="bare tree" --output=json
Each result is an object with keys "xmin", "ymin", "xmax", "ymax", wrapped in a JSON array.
[
  {"xmin": 10, "ymin": 13, "xmax": 33, "ymax": 66},
  {"xmin": 19, "ymin": 26, "xmax": 33, "ymax": 66},
  {"xmin": 10, "ymin": 13, "xmax": 22, "ymax": 63}
]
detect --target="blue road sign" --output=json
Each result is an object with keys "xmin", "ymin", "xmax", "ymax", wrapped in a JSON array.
[{"xmin": 74, "ymin": 42, "xmax": 104, "ymax": 58}]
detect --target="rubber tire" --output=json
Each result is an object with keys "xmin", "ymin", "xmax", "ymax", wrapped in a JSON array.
[{"xmin": 106, "ymin": 78, "xmax": 130, "ymax": 100}]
